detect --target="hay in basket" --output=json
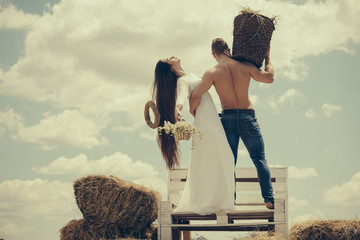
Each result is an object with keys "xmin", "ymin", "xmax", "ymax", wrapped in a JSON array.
[
  {"xmin": 232, "ymin": 8, "xmax": 276, "ymax": 68},
  {"xmin": 73, "ymin": 175, "xmax": 161, "ymax": 237}
]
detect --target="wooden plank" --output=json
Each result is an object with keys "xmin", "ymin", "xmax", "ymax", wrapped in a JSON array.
[
  {"xmin": 169, "ymin": 193, "xmax": 286, "ymax": 206},
  {"xmin": 228, "ymin": 211, "xmax": 274, "ymax": 220},
  {"xmin": 236, "ymin": 178, "xmax": 276, "ymax": 183},
  {"xmin": 235, "ymin": 182, "xmax": 286, "ymax": 192},
  {"xmin": 235, "ymin": 194, "xmax": 268, "ymax": 205},
  {"xmin": 216, "ymin": 213, "xmax": 228, "ymax": 224},
  {"xmin": 169, "ymin": 181, "xmax": 286, "ymax": 192},
  {"xmin": 160, "ymin": 201, "xmax": 171, "ymax": 212},
  {"xmin": 275, "ymin": 199, "xmax": 285, "ymax": 210},
  {"xmin": 171, "ymin": 210, "xmax": 274, "ymax": 216},
  {"xmin": 169, "ymin": 169, "xmax": 188, "ymax": 180},
  {"xmin": 275, "ymin": 224, "xmax": 287, "ymax": 238},
  {"xmin": 169, "ymin": 193, "xmax": 182, "ymax": 203},
  {"xmin": 169, "ymin": 167, "xmax": 287, "ymax": 181},
  {"xmin": 165, "ymin": 222, "xmax": 284, "ymax": 231},
  {"xmin": 235, "ymin": 168, "xmax": 287, "ymax": 178},
  {"xmin": 274, "ymin": 212, "xmax": 285, "ymax": 222},
  {"xmin": 171, "ymin": 210, "xmax": 275, "ymax": 222},
  {"xmin": 160, "ymin": 226, "xmax": 172, "ymax": 240},
  {"xmin": 168, "ymin": 182, "xmax": 185, "ymax": 191},
  {"xmin": 237, "ymin": 192, "xmax": 286, "ymax": 204}
]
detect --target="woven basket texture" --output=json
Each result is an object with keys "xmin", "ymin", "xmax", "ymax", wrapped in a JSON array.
[{"xmin": 232, "ymin": 10, "xmax": 275, "ymax": 68}]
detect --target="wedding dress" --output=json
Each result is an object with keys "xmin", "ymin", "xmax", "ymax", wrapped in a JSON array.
[{"xmin": 173, "ymin": 73, "xmax": 236, "ymax": 214}]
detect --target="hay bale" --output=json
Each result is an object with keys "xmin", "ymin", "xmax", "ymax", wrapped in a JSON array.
[
  {"xmin": 73, "ymin": 175, "xmax": 161, "ymax": 235},
  {"xmin": 290, "ymin": 219, "xmax": 360, "ymax": 240},
  {"xmin": 232, "ymin": 8, "xmax": 276, "ymax": 68},
  {"xmin": 234, "ymin": 232, "xmax": 285, "ymax": 240},
  {"xmin": 59, "ymin": 219, "xmax": 93, "ymax": 240},
  {"xmin": 60, "ymin": 218, "xmax": 157, "ymax": 240}
]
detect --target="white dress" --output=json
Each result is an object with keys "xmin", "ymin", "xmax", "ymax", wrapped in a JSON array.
[{"xmin": 173, "ymin": 73, "xmax": 236, "ymax": 214}]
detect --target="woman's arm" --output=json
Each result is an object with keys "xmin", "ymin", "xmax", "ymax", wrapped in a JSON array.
[{"xmin": 176, "ymin": 78, "xmax": 189, "ymax": 121}]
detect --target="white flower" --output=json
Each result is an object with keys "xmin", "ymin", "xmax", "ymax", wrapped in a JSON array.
[{"xmin": 158, "ymin": 121, "xmax": 199, "ymax": 140}]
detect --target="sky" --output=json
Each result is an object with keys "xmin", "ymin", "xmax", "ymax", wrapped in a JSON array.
[{"xmin": 0, "ymin": 0, "xmax": 359, "ymax": 239}]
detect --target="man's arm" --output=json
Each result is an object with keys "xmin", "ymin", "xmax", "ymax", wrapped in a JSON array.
[
  {"xmin": 249, "ymin": 48, "xmax": 274, "ymax": 84},
  {"xmin": 189, "ymin": 70, "xmax": 214, "ymax": 117}
]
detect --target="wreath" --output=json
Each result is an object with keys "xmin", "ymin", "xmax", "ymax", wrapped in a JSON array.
[{"xmin": 144, "ymin": 100, "xmax": 160, "ymax": 129}]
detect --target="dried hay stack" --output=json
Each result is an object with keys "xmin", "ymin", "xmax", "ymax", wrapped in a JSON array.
[
  {"xmin": 60, "ymin": 175, "xmax": 160, "ymax": 240},
  {"xmin": 232, "ymin": 8, "xmax": 276, "ymax": 68},
  {"xmin": 290, "ymin": 219, "xmax": 360, "ymax": 240},
  {"xmin": 235, "ymin": 232, "xmax": 286, "ymax": 240},
  {"xmin": 60, "ymin": 219, "xmax": 93, "ymax": 240},
  {"xmin": 60, "ymin": 218, "xmax": 157, "ymax": 240},
  {"xmin": 74, "ymin": 175, "xmax": 160, "ymax": 232}
]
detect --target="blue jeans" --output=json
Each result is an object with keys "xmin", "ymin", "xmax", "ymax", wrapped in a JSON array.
[{"xmin": 220, "ymin": 109, "xmax": 274, "ymax": 203}]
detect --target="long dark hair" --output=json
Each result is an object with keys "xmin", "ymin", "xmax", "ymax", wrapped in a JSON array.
[{"xmin": 152, "ymin": 60, "xmax": 180, "ymax": 170}]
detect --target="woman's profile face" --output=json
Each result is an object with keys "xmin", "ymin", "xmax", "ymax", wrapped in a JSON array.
[{"xmin": 161, "ymin": 56, "xmax": 181, "ymax": 68}]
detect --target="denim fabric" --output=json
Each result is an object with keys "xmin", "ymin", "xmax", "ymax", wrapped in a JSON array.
[{"xmin": 220, "ymin": 109, "xmax": 274, "ymax": 203}]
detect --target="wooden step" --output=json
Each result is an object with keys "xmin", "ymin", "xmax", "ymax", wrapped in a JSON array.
[
  {"xmin": 164, "ymin": 221, "xmax": 285, "ymax": 231},
  {"xmin": 171, "ymin": 210, "xmax": 275, "ymax": 221}
]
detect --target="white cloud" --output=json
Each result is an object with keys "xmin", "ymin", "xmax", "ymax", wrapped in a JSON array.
[
  {"xmin": 258, "ymin": 83, "xmax": 271, "ymax": 89},
  {"xmin": 270, "ymin": 88, "xmax": 304, "ymax": 110},
  {"xmin": 291, "ymin": 214, "xmax": 317, "ymax": 224},
  {"xmin": 0, "ymin": 108, "xmax": 23, "ymax": 131},
  {"xmin": 322, "ymin": 103, "xmax": 342, "ymax": 117},
  {"xmin": 0, "ymin": 222, "xmax": 34, "ymax": 237},
  {"xmin": 290, "ymin": 210, "xmax": 326, "ymax": 227},
  {"xmin": 140, "ymin": 129, "xmax": 157, "ymax": 141},
  {"xmin": 305, "ymin": 108, "xmax": 315, "ymax": 118},
  {"xmin": 0, "ymin": 108, "xmax": 109, "ymax": 149},
  {"xmin": 289, "ymin": 166, "xmax": 317, "ymax": 179},
  {"xmin": 278, "ymin": 89, "xmax": 303, "ymax": 105},
  {"xmin": 270, "ymin": 165, "xmax": 317, "ymax": 179},
  {"xmin": 324, "ymin": 171, "xmax": 360, "ymax": 208},
  {"xmin": 0, "ymin": 178, "xmax": 75, "ymax": 219},
  {"xmin": 0, "ymin": 3, "xmax": 39, "ymax": 29},
  {"xmin": 23, "ymin": 109, "xmax": 107, "ymax": 149},
  {"xmin": 33, "ymin": 152, "xmax": 158, "ymax": 178},
  {"xmin": 133, "ymin": 177, "xmax": 167, "ymax": 200},
  {"xmin": 249, "ymin": 94, "xmax": 258, "ymax": 106},
  {"xmin": 289, "ymin": 196, "xmax": 310, "ymax": 210}
]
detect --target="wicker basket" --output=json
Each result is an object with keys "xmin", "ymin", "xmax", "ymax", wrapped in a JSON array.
[
  {"xmin": 232, "ymin": 9, "xmax": 276, "ymax": 68},
  {"xmin": 174, "ymin": 131, "xmax": 191, "ymax": 141}
]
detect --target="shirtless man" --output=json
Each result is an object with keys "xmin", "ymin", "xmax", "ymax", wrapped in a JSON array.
[{"xmin": 190, "ymin": 38, "xmax": 275, "ymax": 209}]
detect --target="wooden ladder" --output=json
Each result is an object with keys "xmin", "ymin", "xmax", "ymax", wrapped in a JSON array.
[{"xmin": 158, "ymin": 167, "xmax": 288, "ymax": 240}]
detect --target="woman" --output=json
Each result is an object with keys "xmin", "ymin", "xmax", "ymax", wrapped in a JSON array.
[{"xmin": 153, "ymin": 56, "xmax": 236, "ymax": 214}]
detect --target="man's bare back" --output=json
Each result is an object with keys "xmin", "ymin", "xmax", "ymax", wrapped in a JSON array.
[
  {"xmin": 211, "ymin": 58, "xmax": 255, "ymax": 110},
  {"xmin": 189, "ymin": 42, "xmax": 273, "ymax": 116}
]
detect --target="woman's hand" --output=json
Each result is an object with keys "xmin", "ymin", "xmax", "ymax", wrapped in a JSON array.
[{"xmin": 175, "ymin": 105, "xmax": 184, "ymax": 121}]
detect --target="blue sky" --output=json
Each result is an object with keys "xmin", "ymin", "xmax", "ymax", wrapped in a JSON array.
[{"xmin": 0, "ymin": 0, "xmax": 360, "ymax": 239}]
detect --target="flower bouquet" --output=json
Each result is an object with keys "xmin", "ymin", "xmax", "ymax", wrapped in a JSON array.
[{"xmin": 158, "ymin": 121, "xmax": 199, "ymax": 141}]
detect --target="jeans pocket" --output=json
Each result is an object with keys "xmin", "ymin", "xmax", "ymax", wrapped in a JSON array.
[{"xmin": 246, "ymin": 118, "xmax": 261, "ymax": 136}]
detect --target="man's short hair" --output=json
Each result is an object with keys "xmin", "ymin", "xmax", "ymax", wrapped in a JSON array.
[{"xmin": 212, "ymin": 38, "xmax": 230, "ymax": 56}]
